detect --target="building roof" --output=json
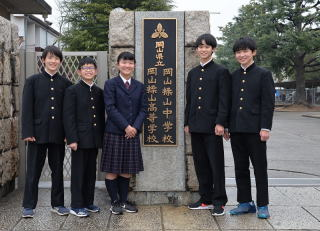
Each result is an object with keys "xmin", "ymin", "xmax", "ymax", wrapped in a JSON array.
[
  {"xmin": 0, "ymin": 0, "xmax": 51, "ymax": 15},
  {"xmin": 28, "ymin": 14, "xmax": 60, "ymax": 36}
]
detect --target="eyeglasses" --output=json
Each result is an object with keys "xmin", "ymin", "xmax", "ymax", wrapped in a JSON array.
[{"xmin": 81, "ymin": 66, "xmax": 96, "ymax": 70}]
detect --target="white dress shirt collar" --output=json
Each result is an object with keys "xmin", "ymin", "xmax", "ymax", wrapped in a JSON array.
[
  {"xmin": 81, "ymin": 79, "xmax": 94, "ymax": 88},
  {"xmin": 200, "ymin": 58, "xmax": 213, "ymax": 67},
  {"xmin": 119, "ymin": 74, "xmax": 131, "ymax": 85}
]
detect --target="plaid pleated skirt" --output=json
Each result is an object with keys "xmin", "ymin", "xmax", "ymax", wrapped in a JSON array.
[{"xmin": 100, "ymin": 132, "xmax": 144, "ymax": 174}]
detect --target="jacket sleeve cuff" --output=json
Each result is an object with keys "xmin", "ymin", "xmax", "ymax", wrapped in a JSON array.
[{"xmin": 261, "ymin": 128, "xmax": 271, "ymax": 132}]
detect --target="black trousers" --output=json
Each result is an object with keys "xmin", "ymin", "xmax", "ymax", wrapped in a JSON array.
[
  {"xmin": 191, "ymin": 133, "xmax": 228, "ymax": 206},
  {"xmin": 71, "ymin": 148, "xmax": 98, "ymax": 208},
  {"xmin": 23, "ymin": 142, "xmax": 65, "ymax": 209},
  {"xmin": 230, "ymin": 133, "xmax": 269, "ymax": 207}
]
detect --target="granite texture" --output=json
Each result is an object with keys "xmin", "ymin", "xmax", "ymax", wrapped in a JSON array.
[
  {"xmin": 0, "ymin": 16, "xmax": 12, "ymax": 52},
  {"xmin": 184, "ymin": 47, "xmax": 199, "ymax": 83},
  {"xmin": 109, "ymin": 206, "xmax": 162, "ymax": 230},
  {"xmin": 0, "ymin": 53, "xmax": 12, "ymax": 84},
  {"xmin": 186, "ymin": 155, "xmax": 198, "ymax": 191},
  {"xmin": 162, "ymin": 205, "xmax": 219, "ymax": 230},
  {"xmin": 267, "ymin": 205, "xmax": 320, "ymax": 230},
  {"xmin": 109, "ymin": 9, "xmax": 135, "ymax": 48},
  {"xmin": 1, "ymin": 188, "xmax": 320, "ymax": 230},
  {"xmin": 184, "ymin": 11, "xmax": 210, "ymax": 46},
  {"xmin": 0, "ymin": 16, "xmax": 21, "ymax": 196},
  {"xmin": 108, "ymin": 47, "xmax": 134, "ymax": 79},
  {"xmin": 0, "ymin": 117, "xmax": 18, "ymax": 151},
  {"xmin": 275, "ymin": 187, "xmax": 320, "ymax": 206},
  {"xmin": 135, "ymin": 11, "xmax": 185, "ymax": 191}
]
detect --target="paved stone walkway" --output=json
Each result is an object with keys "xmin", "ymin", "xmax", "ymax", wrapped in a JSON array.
[{"xmin": 1, "ymin": 186, "xmax": 320, "ymax": 230}]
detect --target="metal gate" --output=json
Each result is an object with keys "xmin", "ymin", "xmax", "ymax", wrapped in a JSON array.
[{"xmin": 19, "ymin": 51, "xmax": 108, "ymax": 187}]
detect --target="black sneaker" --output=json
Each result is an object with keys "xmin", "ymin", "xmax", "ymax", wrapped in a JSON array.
[
  {"xmin": 211, "ymin": 205, "xmax": 225, "ymax": 216},
  {"xmin": 109, "ymin": 201, "xmax": 123, "ymax": 215},
  {"xmin": 188, "ymin": 199, "xmax": 213, "ymax": 210},
  {"xmin": 121, "ymin": 201, "xmax": 138, "ymax": 213}
]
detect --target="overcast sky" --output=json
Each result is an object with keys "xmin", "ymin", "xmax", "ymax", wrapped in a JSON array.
[{"xmin": 42, "ymin": 0, "xmax": 251, "ymax": 39}]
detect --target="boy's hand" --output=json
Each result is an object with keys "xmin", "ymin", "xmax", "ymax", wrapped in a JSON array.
[
  {"xmin": 24, "ymin": 137, "xmax": 36, "ymax": 142},
  {"xmin": 69, "ymin": 142, "xmax": 78, "ymax": 151},
  {"xmin": 215, "ymin": 124, "xmax": 224, "ymax": 136},
  {"xmin": 184, "ymin": 126, "xmax": 189, "ymax": 134},
  {"xmin": 260, "ymin": 130, "xmax": 270, "ymax": 141}
]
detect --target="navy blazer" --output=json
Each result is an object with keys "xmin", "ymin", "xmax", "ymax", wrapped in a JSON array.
[{"xmin": 104, "ymin": 76, "xmax": 147, "ymax": 135}]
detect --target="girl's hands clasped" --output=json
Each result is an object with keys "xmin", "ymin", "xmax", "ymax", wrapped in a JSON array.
[{"xmin": 125, "ymin": 125, "xmax": 137, "ymax": 139}]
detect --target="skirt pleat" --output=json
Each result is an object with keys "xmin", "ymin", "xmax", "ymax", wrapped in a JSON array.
[{"xmin": 100, "ymin": 132, "xmax": 144, "ymax": 174}]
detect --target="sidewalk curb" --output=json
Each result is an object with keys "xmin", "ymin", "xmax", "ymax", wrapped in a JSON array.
[{"xmin": 302, "ymin": 114, "xmax": 320, "ymax": 119}]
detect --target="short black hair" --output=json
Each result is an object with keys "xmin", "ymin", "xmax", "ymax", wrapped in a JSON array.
[
  {"xmin": 78, "ymin": 57, "xmax": 97, "ymax": 70},
  {"xmin": 41, "ymin": 45, "xmax": 63, "ymax": 61},
  {"xmin": 233, "ymin": 37, "xmax": 257, "ymax": 53},
  {"xmin": 117, "ymin": 51, "xmax": 135, "ymax": 63},
  {"xmin": 195, "ymin": 33, "xmax": 217, "ymax": 49}
]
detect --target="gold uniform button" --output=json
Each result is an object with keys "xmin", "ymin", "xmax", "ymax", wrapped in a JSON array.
[
  {"xmin": 199, "ymin": 77, "xmax": 203, "ymax": 81},
  {"xmin": 51, "ymin": 106, "xmax": 54, "ymax": 109},
  {"xmin": 51, "ymin": 87, "xmax": 54, "ymax": 91},
  {"xmin": 93, "ymin": 115, "xmax": 96, "ymax": 118},
  {"xmin": 239, "ymin": 107, "xmax": 243, "ymax": 110},
  {"xmin": 93, "ymin": 123, "xmax": 97, "ymax": 126},
  {"xmin": 92, "ymin": 106, "xmax": 95, "ymax": 109},
  {"xmin": 242, "ymin": 80, "xmax": 246, "ymax": 83},
  {"xmin": 198, "ymin": 87, "xmax": 202, "ymax": 90},
  {"xmin": 241, "ymin": 89, "xmax": 244, "ymax": 92},
  {"xmin": 51, "ymin": 116, "xmax": 55, "ymax": 119},
  {"xmin": 198, "ymin": 96, "xmax": 202, "ymax": 100},
  {"xmin": 198, "ymin": 106, "xmax": 201, "ymax": 109},
  {"xmin": 244, "ymin": 71, "xmax": 247, "ymax": 74},
  {"xmin": 240, "ymin": 98, "xmax": 243, "ymax": 101},
  {"xmin": 91, "ymin": 97, "xmax": 94, "ymax": 100},
  {"xmin": 51, "ymin": 97, "xmax": 54, "ymax": 100},
  {"xmin": 50, "ymin": 79, "xmax": 54, "ymax": 82},
  {"xmin": 201, "ymin": 69, "xmax": 204, "ymax": 72}
]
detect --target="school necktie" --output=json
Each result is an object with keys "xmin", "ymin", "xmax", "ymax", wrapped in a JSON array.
[{"xmin": 125, "ymin": 81, "xmax": 130, "ymax": 89}]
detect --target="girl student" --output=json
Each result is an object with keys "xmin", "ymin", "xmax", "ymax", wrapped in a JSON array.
[{"xmin": 101, "ymin": 52, "xmax": 147, "ymax": 214}]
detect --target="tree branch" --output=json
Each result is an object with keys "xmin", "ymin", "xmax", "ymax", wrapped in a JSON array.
[
  {"xmin": 306, "ymin": 68, "xmax": 320, "ymax": 73},
  {"xmin": 304, "ymin": 57, "xmax": 320, "ymax": 66},
  {"xmin": 305, "ymin": 62, "xmax": 320, "ymax": 68}
]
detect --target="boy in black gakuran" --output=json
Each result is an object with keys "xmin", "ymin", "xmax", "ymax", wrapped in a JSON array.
[
  {"xmin": 21, "ymin": 46, "xmax": 72, "ymax": 218},
  {"xmin": 63, "ymin": 57, "xmax": 105, "ymax": 217},
  {"xmin": 225, "ymin": 37, "xmax": 275, "ymax": 219},
  {"xmin": 184, "ymin": 34, "xmax": 231, "ymax": 216}
]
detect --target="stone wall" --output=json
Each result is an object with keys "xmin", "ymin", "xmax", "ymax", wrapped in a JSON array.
[
  {"xmin": 0, "ymin": 16, "xmax": 20, "ymax": 197},
  {"xmin": 109, "ymin": 10, "xmax": 210, "ymax": 198}
]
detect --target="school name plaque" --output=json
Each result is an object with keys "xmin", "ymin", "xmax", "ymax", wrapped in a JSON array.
[{"xmin": 143, "ymin": 18, "xmax": 177, "ymax": 146}]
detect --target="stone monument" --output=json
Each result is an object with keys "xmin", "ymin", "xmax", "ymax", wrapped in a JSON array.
[{"xmin": 108, "ymin": 9, "xmax": 210, "ymax": 204}]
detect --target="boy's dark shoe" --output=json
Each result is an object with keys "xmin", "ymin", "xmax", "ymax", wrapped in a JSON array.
[
  {"xmin": 211, "ymin": 205, "xmax": 225, "ymax": 216},
  {"xmin": 22, "ymin": 208, "xmax": 34, "ymax": 218},
  {"xmin": 257, "ymin": 206, "xmax": 270, "ymax": 219},
  {"xmin": 110, "ymin": 200, "xmax": 123, "ymax": 215},
  {"xmin": 51, "ymin": 206, "xmax": 70, "ymax": 216},
  {"xmin": 188, "ymin": 199, "xmax": 213, "ymax": 210},
  {"xmin": 70, "ymin": 208, "xmax": 89, "ymax": 217},
  {"xmin": 121, "ymin": 201, "xmax": 138, "ymax": 213},
  {"xmin": 229, "ymin": 201, "xmax": 256, "ymax": 215},
  {"xmin": 85, "ymin": 205, "xmax": 100, "ymax": 213}
]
